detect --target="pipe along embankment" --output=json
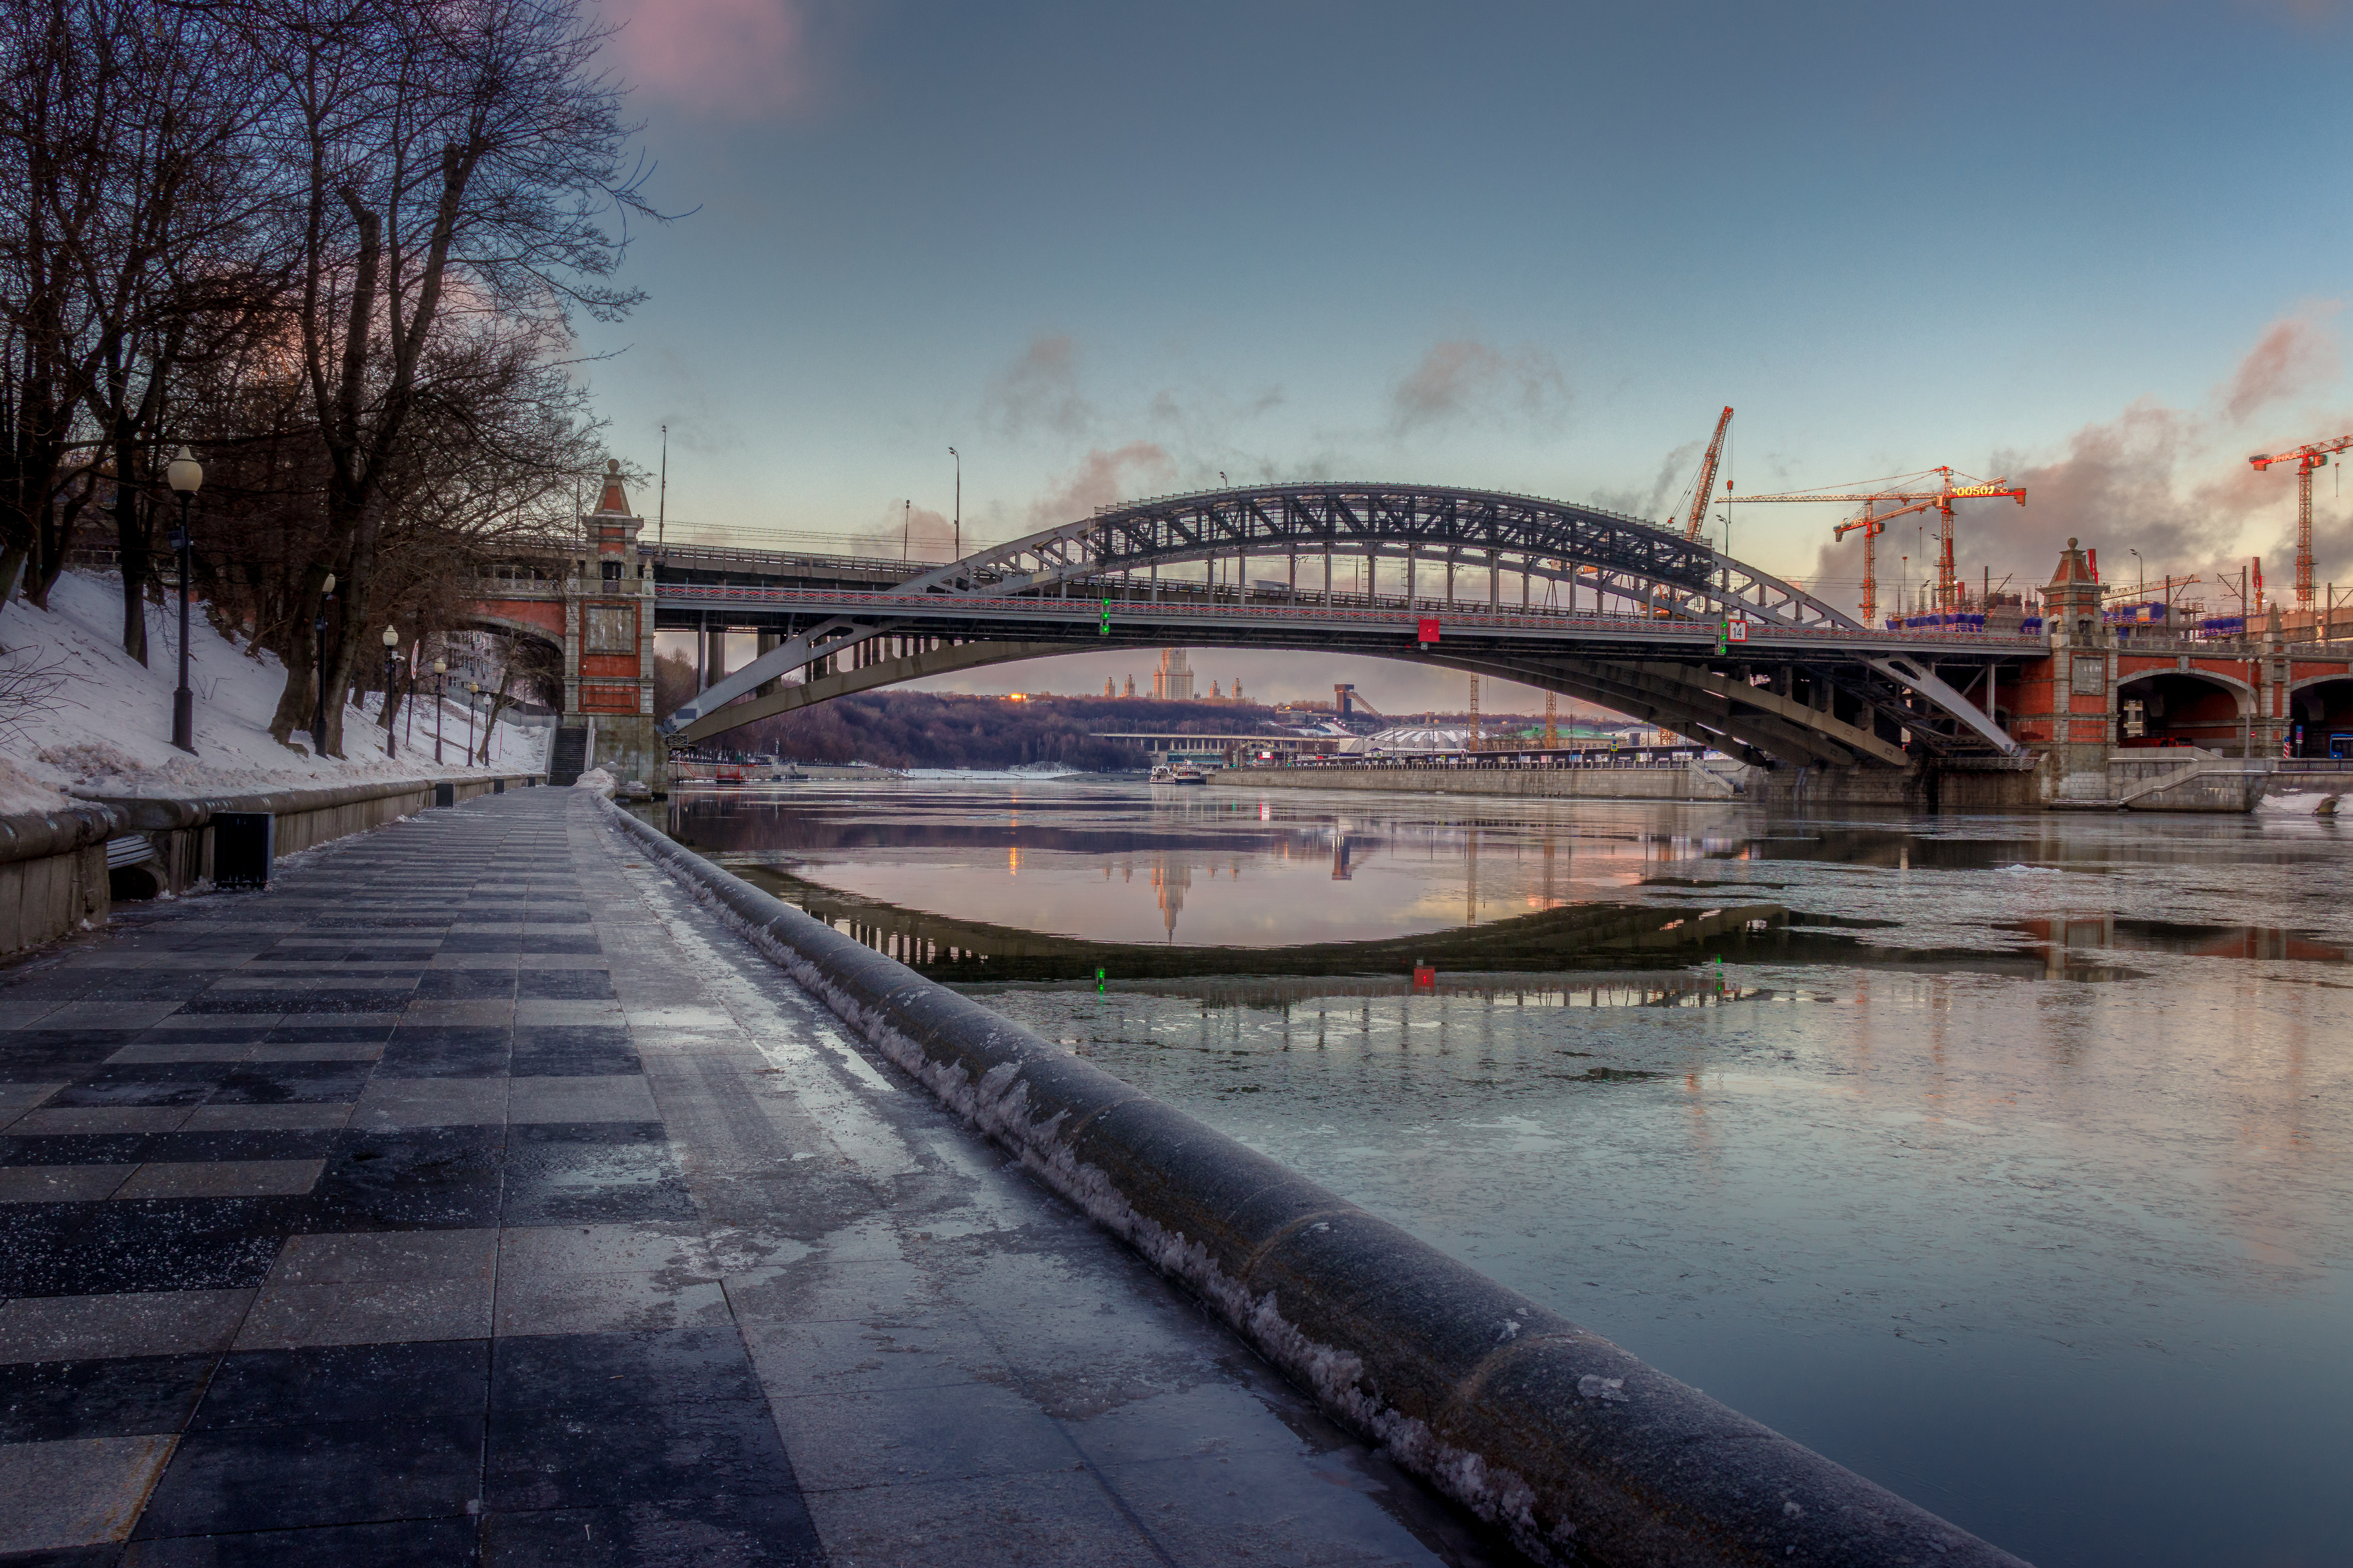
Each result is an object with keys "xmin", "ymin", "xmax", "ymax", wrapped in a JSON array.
[{"xmin": 604, "ymin": 800, "xmax": 2030, "ymax": 1567}]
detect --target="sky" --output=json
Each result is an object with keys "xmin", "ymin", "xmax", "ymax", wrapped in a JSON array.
[{"xmin": 586, "ymin": 0, "xmax": 2353, "ymax": 712}]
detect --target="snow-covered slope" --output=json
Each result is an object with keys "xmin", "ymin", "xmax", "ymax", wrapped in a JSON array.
[{"xmin": 0, "ymin": 569, "xmax": 549, "ymax": 800}]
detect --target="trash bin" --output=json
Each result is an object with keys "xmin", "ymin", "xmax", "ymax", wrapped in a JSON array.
[
  {"xmin": 212, "ymin": 812, "xmax": 274, "ymax": 890},
  {"xmin": 434, "ymin": 781, "xmax": 456, "ymax": 809}
]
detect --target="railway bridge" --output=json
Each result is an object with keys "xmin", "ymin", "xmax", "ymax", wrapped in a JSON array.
[{"xmin": 464, "ymin": 463, "xmax": 2353, "ymax": 803}]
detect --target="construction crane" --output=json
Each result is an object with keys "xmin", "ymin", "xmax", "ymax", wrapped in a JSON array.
[
  {"xmin": 2248, "ymin": 432, "xmax": 2353, "ymax": 611},
  {"xmin": 1728, "ymin": 469, "xmax": 2025, "ymax": 622},
  {"xmin": 1675, "ymin": 407, "xmax": 1735, "ymax": 542}
]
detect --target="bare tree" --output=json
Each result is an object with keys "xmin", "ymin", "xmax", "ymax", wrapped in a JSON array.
[{"xmin": 258, "ymin": 0, "xmax": 651, "ymax": 754}]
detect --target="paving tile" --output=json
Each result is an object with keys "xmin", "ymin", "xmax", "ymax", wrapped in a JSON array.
[
  {"xmin": 492, "ymin": 1271, "xmax": 731, "ymax": 1338},
  {"xmin": 374, "ymin": 1029, "xmax": 511, "ymax": 1079},
  {"xmin": 738, "ymin": 1313, "xmax": 1008, "ymax": 1398},
  {"xmin": 268, "ymin": 1228, "xmax": 499, "ymax": 1286},
  {"xmin": 483, "ymin": 1401, "xmax": 795, "ymax": 1512},
  {"xmin": 399, "ymin": 1000, "xmax": 516, "ymax": 1028},
  {"xmin": 112, "ymin": 1161, "xmax": 325, "ymax": 1200},
  {"xmin": 119, "ymin": 1515, "xmax": 479, "ymax": 1565},
  {"xmin": 798, "ymin": 1467, "xmax": 1158, "ymax": 1566},
  {"xmin": 194, "ymin": 1342, "xmax": 490, "ymax": 1428},
  {"xmin": 0, "ymin": 1165, "xmax": 134, "ymax": 1202},
  {"xmin": 12, "ymin": 1108, "xmax": 194, "ymax": 1136},
  {"xmin": 480, "ymin": 1493, "xmax": 825, "ymax": 1567},
  {"xmin": 0, "ymin": 1290, "xmax": 254, "ymax": 1364},
  {"xmin": 132, "ymin": 1414, "xmax": 481, "ymax": 1537},
  {"xmin": 488, "ymin": 1329, "xmax": 760, "ymax": 1412},
  {"xmin": 49, "ymin": 1068, "xmax": 225, "ymax": 1110},
  {"xmin": 301, "ymin": 1127, "xmax": 506, "ymax": 1232},
  {"xmin": 242, "ymin": 1040, "xmax": 386, "ymax": 1063},
  {"xmin": 204, "ymin": 1064, "xmax": 373, "ymax": 1106},
  {"xmin": 0, "ymin": 1355, "xmax": 215, "ymax": 1444},
  {"xmin": 1092, "ymin": 1448, "xmax": 1453, "ymax": 1567},
  {"xmin": 498, "ymin": 1143, "xmax": 695, "ymax": 1227},
  {"xmin": 234, "ymin": 1278, "xmax": 494, "ymax": 1350},
  {"xmin": 43, "ymin": 1201, "xmax": 291, "ymax": 1294},
  {"xmin": 178, "ymin": 1103, "xmax": 352, "ymax": 1132},
  {"xmin": 510, "ymin": 1000, "xmax": 625, "ymax": 1026},
  {"xmin": 508, "ymin": 1028, "xmax": 639, "ymax": 1077},
  {"xmin": 0, "ymin": 1435, "xmax": 181, "ymax": 1553},
  {"xmin": 0, "ymin": 1083, "xmax": 69, "ymax": 1110},
  {"xmin": 766, "ymin": 1379, "xmax": 1077, "ymax": 1492},
  {"xmin": 352, "ymin": 1078, "xmax": 507, "ymax": 1130},
  {"xmin": 504, "ymin": 1076, "xmax": 657, "ymax": 1125},
  {"xmin": 0, "ymin": 1132, "xmax": 148, "ymax": 1167},
  {"xmin": 495, "ymin": 1223, "xmax": 717, "ymax": 1280}
]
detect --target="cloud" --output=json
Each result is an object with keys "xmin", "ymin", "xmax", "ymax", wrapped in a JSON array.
[
  {"xmin": 1027, "ymin": 442, "xmax": 1176, "ymax": 528},
  {"xmin": 2220, "ymin": 309, "xmax": 2338, "ymax": 425},
  {"xmin": 1591, "ymin": 438, "xmax": 1703, "ymax": 527},
  {"xmin": 841, "ymin": 501, "xmax": 961, "ymax": 563},
  {"xmin": 1387, "ymin": 339, "xmax": 1569, "ymax": 436},
  {"xmin": 600, "ymin": 0, "xmax": 844, "ymax": 121},
  {"xmin": 986, "ymin": 334, "xmax": 1092, "ymax": 440}
]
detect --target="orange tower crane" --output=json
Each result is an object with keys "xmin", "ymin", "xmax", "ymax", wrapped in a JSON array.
[
  {"xmin": 1679, "ymin": 407, "xmax": 1734, "ymax": 541},
  {"xmin": 1727, "ymin": 470, "xmax": 2025, "ymax": 623},
  {"xmin": 2248, "ymin": 432, "xmax": 2353, "ymax": 611}
]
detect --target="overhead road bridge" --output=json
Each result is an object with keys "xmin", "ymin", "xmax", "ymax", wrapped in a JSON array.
[{"xmin": 646, "ymin": 481, "xmax": 2034, "ymax": 772}]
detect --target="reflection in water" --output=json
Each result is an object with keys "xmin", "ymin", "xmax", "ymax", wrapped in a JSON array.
[{"xmin": 655, "ymin": 780, "xmax": 2353, "ymax": 1568}]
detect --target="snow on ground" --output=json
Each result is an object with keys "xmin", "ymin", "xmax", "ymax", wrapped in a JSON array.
[{"xmin": 0, "ymin": 569, "xmax": 550, "ymax": 801}]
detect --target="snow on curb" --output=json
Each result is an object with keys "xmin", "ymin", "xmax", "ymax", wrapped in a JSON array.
[{"xmin": 596, "ymin": 796, "xmax": 2025, "ymax": 1568}]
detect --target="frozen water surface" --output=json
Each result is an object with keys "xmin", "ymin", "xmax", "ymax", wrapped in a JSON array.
[{"xmin": 663, "ymin": 776, "xmax": 2353, "ymax": 1568}]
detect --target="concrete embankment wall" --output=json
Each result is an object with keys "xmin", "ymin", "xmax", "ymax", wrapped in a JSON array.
[
  {"xmin": 1211, "ymin": 761, "xmax": 1751, "ymax": 802},
  {"xmin": 608, "ymin": 798, "xmax": 2028, "ymax": 1568},
  {"xmin": 0, "ymin": 773, "xmax": 542, "ymax": 958},
  {"xmin": 0, "ymin": 804, "xmax": 119, "ymax": 955}
]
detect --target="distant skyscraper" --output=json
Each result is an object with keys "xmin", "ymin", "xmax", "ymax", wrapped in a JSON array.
[
  {"xmin": 1152, "ymin": 648, "xmax": 1194, "ymax": 700},
  {"xmin": 1103, "ymin": 677, "xmax": 1115, "ymax": 698},
  {"xmin": 1123, "ymin": 674, "xmax": 1135, "ymax": 698}
]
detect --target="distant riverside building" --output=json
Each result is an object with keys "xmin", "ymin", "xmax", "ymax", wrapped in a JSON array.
[
  {"xmin": 1152, "ymin": 649, "xmax": 1194, "ymax": 700},
  {"xmin": 1123, "ymin": 675, "xmax": 1135, "ymax": 698},
  {"xmin": 1104, "ymin": 677, "xmax": 1115, "ymax": 698}
]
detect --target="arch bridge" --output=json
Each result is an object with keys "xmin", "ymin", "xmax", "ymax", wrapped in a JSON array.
[{"xmin": 649, "ymin": 482, "xmax": 2032, "ymax": 770}]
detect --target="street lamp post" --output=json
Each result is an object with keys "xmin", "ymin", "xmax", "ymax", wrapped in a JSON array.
[
  {"xmin": 432, "ymin": 659, "xmax": 448, "ymax": 764},
  {"xmin": 380, "ymin": 626, "xmax": 400, "ymax": 758},
  {"xmin": 312, "ymin": 572, "xmax": 336, "ymax": 755},
  {"xmin": 165, "ymin": 448, "xmax": 203, "ymax": 753},
  {"xmin": 947, "ymin": 447, "xmax": 960, "ymax": 560},
  {"xmin": 465, "ymin": 681, "xmax": 479, "ymax": 764}
]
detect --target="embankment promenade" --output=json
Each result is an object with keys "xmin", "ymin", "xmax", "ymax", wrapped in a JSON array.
[{"xmin": 0, "ymin": 788, "xmax": 2028, "ymax": 1565}]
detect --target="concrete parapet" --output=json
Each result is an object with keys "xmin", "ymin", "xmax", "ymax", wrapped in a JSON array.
[
  {"xmin": 0, "ymin": 803, "xmax": 121, "ymax": 955},
  {"xmin": 604, "ymin": 798, "xmax": 2029, "ymax": 1568}
]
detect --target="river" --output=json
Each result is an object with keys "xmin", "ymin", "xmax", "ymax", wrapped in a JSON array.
[{"xmin": 658, "ymin": 775, "xmax": 2352, "ymax": 1568}]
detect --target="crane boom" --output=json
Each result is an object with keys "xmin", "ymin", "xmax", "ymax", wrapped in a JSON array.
[
  {"xmin": 1728, "ymin": 469, "xmax": 2024, "ymax": 620},
  {"xmin": 1681, "ymin": 407, "xmax": 1734, "ymax": 541},
  {"xmin": 2248, "ymin": 432, "xmax": 2353, "ymax": 611}
]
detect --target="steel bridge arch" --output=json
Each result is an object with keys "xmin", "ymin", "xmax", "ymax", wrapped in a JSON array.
[{"xmin": 892, "ymin": 482, "xmax": 1862, "ymax": 633}]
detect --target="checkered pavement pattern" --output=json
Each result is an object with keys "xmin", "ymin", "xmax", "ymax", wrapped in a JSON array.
[{"xmin": 0, "ymin": 794, "xmax": 820, "ymax": 1565}]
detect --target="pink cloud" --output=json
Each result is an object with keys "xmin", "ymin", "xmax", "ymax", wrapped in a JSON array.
[
  {"xmin": 602, "ymin": 0, "xmax": 816, "ymax": 120},
  {"xmin": 2220, "ymin": 310, "xmax": 2339, "ymax": 425},
  {"xmin": 1027, "ymin": 442, "xmax": 1176, "ymax": 528}
]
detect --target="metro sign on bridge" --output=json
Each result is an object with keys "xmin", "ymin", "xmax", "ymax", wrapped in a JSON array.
[{"xmin": 465, "ymin": 466, "xmax": 2353, "ymax": 802}]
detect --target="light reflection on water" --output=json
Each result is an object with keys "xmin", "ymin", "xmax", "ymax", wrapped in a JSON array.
[{"xmin": 663, "ymin": 778, "xmax": 2353, "ymax": 1568}]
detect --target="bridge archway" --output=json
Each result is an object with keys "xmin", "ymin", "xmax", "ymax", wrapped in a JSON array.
[
  {"xmin": 671, "ymin": 634, "xmax": 1915, "ymax": 769},
  {"xmin": 2288, "ymin": 673, "xmax": 2353, "ymax": 757},
  {"xmin": 2116, "ymin": 669, "xmax": 2251, "ymax": 750}
]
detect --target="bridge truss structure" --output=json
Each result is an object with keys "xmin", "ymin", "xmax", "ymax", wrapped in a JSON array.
[{"xmin": 635, "ymin": 483, "xmax": 2032, "ymax": 769}]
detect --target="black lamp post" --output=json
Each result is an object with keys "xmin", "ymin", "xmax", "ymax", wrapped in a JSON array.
[
  {"xmin": 465, "ymin": 680, "xmax": 480, "ymax": 764},
  {"xmin": 380, "ymin": 626, "xmax": 400, "ymax": 758},
  {"xmin": 312, "ymin": 571, "xmax": 336, "ymax": 755},
  {"xmin": 432, "ymin": 658, "xmax": 448, "ymax": 764},
  {"xmin": 165, "ymin": 446, "xmax": 202, "ymax": 753}
]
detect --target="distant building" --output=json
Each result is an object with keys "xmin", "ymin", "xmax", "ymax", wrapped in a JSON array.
[
  {"xmin": 1123, "ymin": 674, "xmax": 1135, "ymax": 698},
  {"xmin": 1103, "ymin": 677, "xmax": 1115, "ymax": 698},
  {"xmin": 1210, "ymin": 681, "xmax": 1223, "ymax": 699},
  {"xmin": 1152, "ymin": 648, "xmax": 1194, "ymax": 700}
]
